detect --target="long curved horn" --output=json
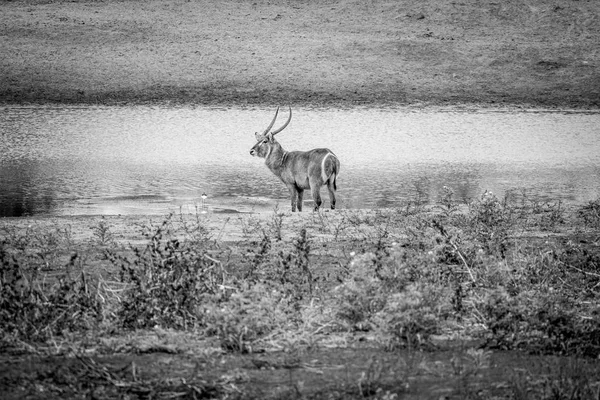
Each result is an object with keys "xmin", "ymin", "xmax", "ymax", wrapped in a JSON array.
[
  {"xmin": 262, "ymin": 107, "xmax": 280, "ymax": 135},
  {"xmin": 271, "ymin": 106, "xmax": 292, "ymax": 135}
]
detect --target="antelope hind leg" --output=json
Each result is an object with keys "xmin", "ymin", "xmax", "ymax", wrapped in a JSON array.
[
  {"xmin": 310, "ymin": 181, "xmax": 322, "ymax": 211},
  {"xmin": 327, "ymin": 180, "xmax": 336, "ymax": 210}
]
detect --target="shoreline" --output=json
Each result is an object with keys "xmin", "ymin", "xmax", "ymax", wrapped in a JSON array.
[
  {"xmin": 0, "ymin": 202, "xmax": 588, "ymax": 247},
  {"xmin": 1, "ymin": 86, "xmax": 599, "ymax": 111},
  {"xmin": 3, "ymin": 100, "xmax": 600, "ymax": 113}
]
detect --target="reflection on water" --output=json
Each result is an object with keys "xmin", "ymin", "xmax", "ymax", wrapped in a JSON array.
[{"xmin": 1, "ymin": 106, "xmax": 599, "ymax": 217}]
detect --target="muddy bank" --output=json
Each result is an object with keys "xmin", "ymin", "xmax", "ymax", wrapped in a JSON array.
[
  {"xmin": 1, "ymin": 0, "xmax": 599, "ymax": 108},
  {"xmin": 0, "ymin": 212, "xmax": 279, "ymax": 246}
]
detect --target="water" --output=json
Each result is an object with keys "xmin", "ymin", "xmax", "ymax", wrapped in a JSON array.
[{"xmin": 1, "ymin": 105, "xmax": 599, "ymax": 217}]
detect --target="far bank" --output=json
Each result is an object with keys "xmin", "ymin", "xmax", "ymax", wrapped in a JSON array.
[{"xmin": 1, "ymin": 0, "xmax": 599, "ymax": 108}]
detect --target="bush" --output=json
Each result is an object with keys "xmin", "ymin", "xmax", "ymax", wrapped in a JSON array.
[
  {"xmin": 474, "ymin": 288, "xmax": 600, "ymax": 357},
  {"xmin": 205, "ymin": 283, "xmax": 293, "ymax": 353},
  {"xmin": 333, "ymin": 252, "xmax": 389, "ymax": 331},
  {"xmin": 107, "ymin": 219, "xmax": 224, "ymax": 330},
  {"xmin": 464, "ymin": 191, "xmax": 514, "ymax": 257},
  {"xmin": 334, "ymin": 249, "xmax": 452, "ymax": 348},
  {"xmin": 1, "ymin": 246, "xmax": 103, "ymax": 343},
  {"xmin": 578, "ymin": 198, "xmax": 600, "ymax": 228},
  {"xmin": 377, "ymin": 283, "xmax": 449, "ymax": 349},
  {"xmin": 244, "ymin": 228, "xmax": 314, "ymax": 300}
]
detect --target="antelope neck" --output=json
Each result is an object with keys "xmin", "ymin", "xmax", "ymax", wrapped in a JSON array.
[{"xmin": 265, "ymin": 143, "xmax": 287, "ymax": 170}]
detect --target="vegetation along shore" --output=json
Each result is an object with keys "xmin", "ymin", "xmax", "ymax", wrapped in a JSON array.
[{"xmin": 1, "ymin": 191, "xmax": 600, "ymax": 398}]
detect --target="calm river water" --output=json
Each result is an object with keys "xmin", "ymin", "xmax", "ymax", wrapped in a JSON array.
[{"xmin": 1, "ymin": 105, "xmax": 599, "ymax": 217}]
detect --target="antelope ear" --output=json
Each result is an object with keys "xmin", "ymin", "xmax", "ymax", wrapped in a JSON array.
[
  {"xmin": 255, "ymin": 132, "xmax": 260, "ymax": 141},
  {"xmin": 266, "ymin": 132, "xmax": 274, "ymax": 143}
]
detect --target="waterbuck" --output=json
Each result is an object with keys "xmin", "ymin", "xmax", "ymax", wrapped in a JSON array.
[{"xmin": 250, "ymin": 107, "xmax": 340, "ymax": 212}]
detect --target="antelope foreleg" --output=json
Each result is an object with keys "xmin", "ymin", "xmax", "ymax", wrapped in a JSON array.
[
  {"xmin": 288, "ymin": 185, "xmax": 300, "ymax": 212},
  {"xmin": 297, "ymin": 189, "xmax": 304, "ymax": 212}
]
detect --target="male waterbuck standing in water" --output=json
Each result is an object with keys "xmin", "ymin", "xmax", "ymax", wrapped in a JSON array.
[{"xmin": 250, "ymin": 107, "xmax": 340, "ymax": 212}]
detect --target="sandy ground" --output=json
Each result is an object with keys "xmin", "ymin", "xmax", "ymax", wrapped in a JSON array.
[
  {"xmin": 0, "ymin": 213, "xmax": 253, "ymax": 247},
  {"xmin": 0, "ymin": 209, "xmax": 353, "ymax": 247},
  {"xmin": 1, "ymin": 0, "xmax": 599, "ymax": 108}
]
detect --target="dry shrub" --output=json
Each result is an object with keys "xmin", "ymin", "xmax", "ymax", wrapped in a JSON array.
[
  {"xmin": 1, "ymin": 247, "xmax": 103, "ymax": 344},
  {"xmin": 107, "ymin": 218, "xmax": 225, "ymax": 330}
]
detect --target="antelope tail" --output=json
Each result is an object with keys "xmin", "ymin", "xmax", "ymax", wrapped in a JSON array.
[{"xmin": 322, "ymin": 152, "xmax": 339, "ymax": 189}]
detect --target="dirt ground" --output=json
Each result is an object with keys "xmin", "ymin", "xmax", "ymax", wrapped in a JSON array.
[
  {"xmin": 4, "ymin": 344, "xmax": 598, "ymax": 400},
  {"xmin": 1, "ymin": 0, "xmax": 599, "ymax": 108},
  {"xmin": 0, "ymin": 211, "xmax": 333, "ymax": 245}
]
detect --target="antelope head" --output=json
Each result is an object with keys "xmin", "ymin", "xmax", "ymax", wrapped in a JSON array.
[{"xmin": 250, "ymin": 106, "xmax": 292, "ymax": 158}]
